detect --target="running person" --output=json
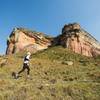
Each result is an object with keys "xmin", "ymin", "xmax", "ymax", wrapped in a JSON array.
[{"xmin": 15, "ymin": 52, "xmax": 31, "ymax": 78}]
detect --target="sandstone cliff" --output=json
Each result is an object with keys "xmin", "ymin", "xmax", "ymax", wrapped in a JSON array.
[
  {"xmin": 6, "ymin": 28, "xmax": 52, "ymax": 54},
  {"xmin": 57, "ymin": 23, "xmax": 100, "ymax": 57},
  {"xmin": 6, "ymin": 23, "xmax": 100, "ymax": 57}
]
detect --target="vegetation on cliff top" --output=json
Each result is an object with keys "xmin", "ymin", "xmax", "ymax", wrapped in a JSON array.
[
  {"xmin": 0, "ymin": 46, "xmax": 100, "ymax": 100},
  {"xmin": 16, "ymin": 27, "xmax": 53, "ymax": 39}
]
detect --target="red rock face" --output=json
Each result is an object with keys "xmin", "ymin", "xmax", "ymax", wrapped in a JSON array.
[
  {"xmin": 6, "ymin": 24, "xmax": 100, "ymax": 57},
  {"xmin": 65, "ymin": 36, "xmax": 93, "ymax": 57},
  {"xmin": 14, "ymin": 31, "xmax": 36, "ymax": 52},
  {"xmin": 60, "ymin": 23, "xmax": 100, "ymax": 57},
  {"xmin": 6, "ymin": 28, "xmax": 52, "ymax": 55}
]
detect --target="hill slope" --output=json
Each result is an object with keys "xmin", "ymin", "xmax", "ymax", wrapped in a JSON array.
[{"xmin": 0, "ymin": 46, "xmax": 100, "ymax": 100}]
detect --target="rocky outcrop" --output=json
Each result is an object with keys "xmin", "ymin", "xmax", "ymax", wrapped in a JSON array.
[
  {"xmin": 6, "ymin": 28, "xmax": 52, "ymax": 54},
  {"xmin": 0, "ymin": 57, "xmax": 7, "ymax": 67},
  {"xmin": 58, "ymin": 23, "xmax": 100, "ymax": 57},
  {"xmin": 6, "ymin": 23, "xmax": 100, "ymax": 57}
]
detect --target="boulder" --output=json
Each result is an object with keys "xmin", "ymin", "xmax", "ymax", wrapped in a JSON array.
[
  {"xmin": 62, "ymin": 61, "xmax": 73, "ymax": 65},
  {"xmin": 0, "ymin": 59, "xmax": 7, "ymax": 67}
]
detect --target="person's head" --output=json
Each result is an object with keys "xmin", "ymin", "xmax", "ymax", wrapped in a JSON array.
[{"xmin": 27, "ymin": 52, "xmax": 31, "ymax": 56}]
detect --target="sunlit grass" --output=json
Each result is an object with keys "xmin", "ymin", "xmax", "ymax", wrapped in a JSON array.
[{"xmin": 0, "ymin": 46, "xmax": 100, "ymax": 100}]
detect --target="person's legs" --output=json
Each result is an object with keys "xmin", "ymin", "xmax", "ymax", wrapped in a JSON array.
[
  {"xmin": 18, "ymin": 64, "xmax": 26, "ymax": 74},
  {"xmin": 26, "ymin": 65, "xmax": 30, "ymax": 75},
  {"xmin": 15, "ymin": 66, "xmax": 25, "ymax": 79},
  {"xmin": 15, "ymin": 63, "xmax": 30, "ymax": 79}
]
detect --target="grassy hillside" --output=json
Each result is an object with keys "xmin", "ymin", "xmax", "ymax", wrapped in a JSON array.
[{"xmin": 0, "ymin": 46, "xmax": 100, "ymax": 100}]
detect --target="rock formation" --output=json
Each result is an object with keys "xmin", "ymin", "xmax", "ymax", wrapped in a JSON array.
[
  {"xmin": 6, "ymin": 23, "xmax": 100, "ymax": 57},
  {"xmin": 6, "ymin": 28, "xmax": 52, "ymax": 54},
  {"xmin": 58, "ymin": 23, "xmax": 100, "ymax": 57}
]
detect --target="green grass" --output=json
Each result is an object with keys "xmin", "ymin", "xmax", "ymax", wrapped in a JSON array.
[{"xmin": 0, "ymin": 46, "xmax": 100, "ymax": 100}]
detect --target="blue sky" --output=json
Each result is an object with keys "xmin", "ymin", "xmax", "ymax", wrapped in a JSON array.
[{"xmin": 0, "ymin": 0, "xmax": 100, "ymax": 54}]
